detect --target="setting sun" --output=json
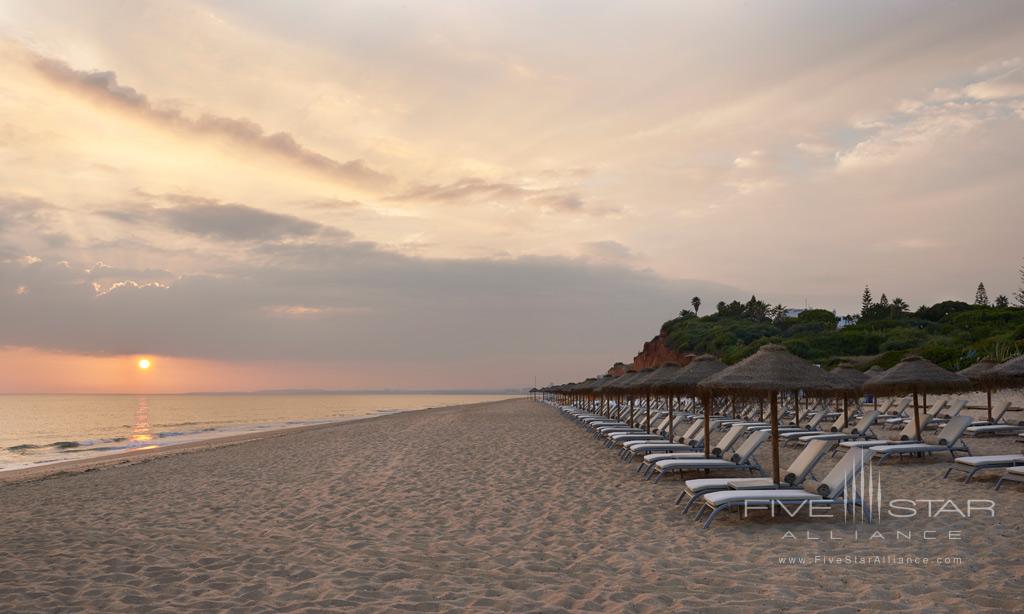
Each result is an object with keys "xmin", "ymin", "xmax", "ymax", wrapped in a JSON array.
[{"xmin": 137, "ymin": 358, "xmax": 151, "ymax": 370}]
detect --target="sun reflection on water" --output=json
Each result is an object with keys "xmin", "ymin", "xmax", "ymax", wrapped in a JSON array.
[{"xmin": 131, "ymin": 397, "xmax": 153, "ymax": 443}]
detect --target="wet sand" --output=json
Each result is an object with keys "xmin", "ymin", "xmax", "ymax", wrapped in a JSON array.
[{"xmin": 0, "ymin": 398, "xmax": 1021, "ymax": 612}]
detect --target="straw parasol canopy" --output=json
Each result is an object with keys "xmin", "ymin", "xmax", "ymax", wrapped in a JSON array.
[
  {"xmin": 986, "ymin": 355, "xmax": 1024, "ymax": 388},
  {"xmin": 670, "ymin": 354, "xmax": 728, "ymax": 394},
  {"xmin": 863, "ymin": 355, "xmax": 970, "ymax": 441},
  {"xmin": 698, "ymin": 344, "xmax": 838, "ymax": 484},
  {"xmin": 830, "ymin": 362, "xmax": 870, "ymax": 389},
  {"xmin": 641, "ymin": 362, "xmax": 684, "ymax": 392},
  {"xmin": 958, "ymin": 357, "xmax": 999, "ymax": 382},
  {"xmin": 865, "ymin": 365, "xmax": 886, "ymax": 377},
  {"xmin": 699, "ymin": 344, "xmax": 838, "ymax": 397}
]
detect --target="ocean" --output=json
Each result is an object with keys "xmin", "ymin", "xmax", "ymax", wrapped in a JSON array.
[{"xmin": 0, "ymin": 393, "xmax": 518, "ymax": 471}]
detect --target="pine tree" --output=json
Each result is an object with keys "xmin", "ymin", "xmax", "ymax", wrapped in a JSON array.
[
  {"xmin": 995, "ymin": 295, "xmax": 1009, "ymax": 308},
  {"xmin": 975, "ymin": 282, "xmax": 989, "ymax": 306},
  {"xmin": 879, "ymin": 294, "xmax": 889, "ymax": 307},
  {"xmin": 861, "ymin": 285, "xmax": 873, "ymax": 316},
  {"xmin": 1016, "ymin": 260, "xmax": 1024, "ymax": 308}
]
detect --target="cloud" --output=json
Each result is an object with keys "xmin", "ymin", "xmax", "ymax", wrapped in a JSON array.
[
  {"xmin": 388, "ymin": 177, "xmax": 584, "ymax": 211},
  {"xmin": 962, "ymin": 67, "xmax": 1024, "ymax": 100},
  {"xmin": 30, "ymin": 55, "xmax": 391, "ymax": 189},
  {"xmin": 98, "ymin": 195, "xmax": 332, "ymax": 242},
  {"xmin": 0, "ymin": 247, "xmax": 740, "ymax": 363},
  {"xmin": 836, "ymin": 104, "xmax": 989, "ymax": 170}
]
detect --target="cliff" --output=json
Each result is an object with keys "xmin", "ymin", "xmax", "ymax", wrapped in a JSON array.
[{"xmin": 607, "ymin": 335, "xmax": 696, "ymax": 374}]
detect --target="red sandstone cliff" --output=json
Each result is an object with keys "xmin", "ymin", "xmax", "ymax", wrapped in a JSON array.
[{"xmin": 606, "ymin": 335, "xmax": 695, "ymax": 374}]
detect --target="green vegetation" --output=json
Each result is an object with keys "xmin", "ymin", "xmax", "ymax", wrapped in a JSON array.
[{"xmin": 664, "ymin": 292, "xmax": 1024, "ymax": 370}]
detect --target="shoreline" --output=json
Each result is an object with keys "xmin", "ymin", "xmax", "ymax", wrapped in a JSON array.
[{"xmin": 0, "ymin": 400, "xmax": 508, "ymax": 485}]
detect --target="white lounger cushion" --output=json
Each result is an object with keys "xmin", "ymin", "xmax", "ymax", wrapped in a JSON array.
[
  {"xmin": 1007, "ymin": 466, "xmax": 1024, "ymax": 476},
  {"xmin": 702, "ymin": 489, "xmax": 823, "ymax": 507},
  {"xmin": 656, "ymin": 458, "xmax": 745, "ymax": 470},
  {"xmin": 643, "ymin": 452, "xmax": 707, "ymax": 463},
  {"xmin": 870, "ymin": 443, "xmax": 945, "ymax": 454},
  {"xmin": 967, "ymin": 424, "xmax": 1024, "ymax": 433},
  {"xmin": 954, "ymin": 454, "xmax": 1024, "ymax": 466},
  {"xmin": 626, "ymin": 442, "xmax": 691, "ymax": 452}
]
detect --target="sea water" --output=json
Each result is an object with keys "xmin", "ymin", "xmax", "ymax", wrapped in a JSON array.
[{"xmin": 0, "ymin": 393, "xmax": 517, "ymax": 470}]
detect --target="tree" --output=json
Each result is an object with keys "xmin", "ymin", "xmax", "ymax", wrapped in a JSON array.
[
  {"xmin": 891, "ymin": 297, "xmax": 909, "ymax": 315},
  {"xmin": 861, "ymin": 285, "xmax": 873, "ymax": 316},
  {"xmin": 770, "ymin": 304, "xmax": 788, "ymax": 323},
  {"xmin": 744, "ymin": 295, "xmax": 769, "ymax": 321},
  {"xmin": 975, "ymin": 282, "xmax": 989, "ymax": 306},
  {"xmin": 1016, "ymin": 260, "xmax": 1024, "ymax": 308},
  {"xmin": 691, "ymin": 296, "xmax": 701, "ymax": 315},
  {"xmin": 995, "ymin": 295, "xmax": 1010, "ymax": 308},
  {"xmin": 879, "ymin": 294, "xmax": 889, "ymax": 308}
]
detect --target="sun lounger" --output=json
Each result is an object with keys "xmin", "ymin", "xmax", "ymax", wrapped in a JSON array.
[
  {"xmin": 650, "ymin": 431, "xmax": 768, "ymax": 483},
  {"xmin": 778, "ymin": 412, "xmax": 851, "ymax": 444},
  {"xmin": 620, "ymin": 421, "xmax": 706, "ymax": 461},
  {"xmin": 676, "ymin": 440, "xmax": 834, "ymax": 512},
  {"xmin": 885, "ymin": 398, "xmax": 946, "ymax": 428},
  {"xmin": 797, "ymin": 411, "xmax": 880, "ymax": 443},
  {"xmin": 838, "ymin": 415, "xmax": 932, "ymax": 451},
  {"xmin": 870, "ymin": 416, "xmax": 973, "ymax": 463},
  {"xmin": 942, "ymin": 454, "xmax": 1024, "ymax": 483},
  {"xmin": 635, "ymin": 423, "xmax": 749, "ymax": 477},
  {"xmin": 995, "ymin": 466, "xmax": 1024, "ymax": 491},
  {"xmin": 694, "ymin": 448, "xmax": 874, "ymax": 528},
  {"xmin": 965, "ymin": 401, "xmax": 1011, "ymax": 429}
]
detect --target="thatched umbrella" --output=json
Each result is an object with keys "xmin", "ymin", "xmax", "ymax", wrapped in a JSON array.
[
  {"xmin": 640, "ymin": 363, "xmax": 684, "ymax": 440},
  {"xmin": 669, "ymin": 354, "xmax": 728, "ymax": 457},
  {"xmin": 699, "ymin": 344, "xmax": 838, "ymax": 484},
  {"xmin": 863, "ymin": 355, "xmax": 970, "ymax": 442},
  {"xmin": 601, "ymin": 371, "xmax": 637, "ymax": 421},
  {"xmin": 830, "ymin": 362, "xmax": 870, "ymax": 426},
  {"xmin": 606, "ymin": 370, "xmax": 642, "ymax": 425},
  {"xmin": 592, "ymin": 374, "xmax": 617, "ymax": 416},
  {"xmin": 626, "ymin": 368, "xmax": 658, "ymax": 432},
  {"xmin": 958, "ymin": 358, "xmax": 1000, "ymax": 422},
  {"xmin": 986, "ymin": 355, "xmax": 1024, "ymax": 389}
]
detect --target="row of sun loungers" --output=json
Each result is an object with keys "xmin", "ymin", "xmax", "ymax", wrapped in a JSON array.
[{"xmin": 554, "ymin": 392, "xmax": 1023, "ymax": 528}]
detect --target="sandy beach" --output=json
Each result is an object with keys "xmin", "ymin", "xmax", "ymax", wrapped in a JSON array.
[{"xmin": 1, "ymin": 398, "xmax": 1021, "ymax": 612}]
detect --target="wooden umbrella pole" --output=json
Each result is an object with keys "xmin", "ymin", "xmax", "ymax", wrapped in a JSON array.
[
  {"xmin": 913, "ymin": 390, "xmax": 921, "ymax": 442},
  {"xmin": 645, "ymin": 393, "xmax": 652, "ymax": 433},
  {"xmin": 843, "ymin": 397, "xmax": 849, "ymax": 427},
  {"xmin": 987, "ymin": 389, "xmax": 993, "ymax": 423},
  {"xmin": 667, "ymin": 394, "xmax": 675, "ymax": 441},
  {"xmin": 629, "ymin": 397, "xmax": 635, "ymax": 427},
  {"xmin": 703, "ymin": 393, "xmax": 712, "ymax": 459},
  {"xmin": 758, "ymin": 398, "xmax": 764, "ymax": 422},
  {"xmin": 794, "ymin": 392, "xmax": 800, "ymax": 425},
  {"xmin": 770, "ymin": 392, "xmax": 781, "ymax": 485}
]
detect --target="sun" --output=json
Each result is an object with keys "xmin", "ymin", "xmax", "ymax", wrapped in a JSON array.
[{"xmin": 137, "ymin": 358, "xmax": 151, "ymax": 370}]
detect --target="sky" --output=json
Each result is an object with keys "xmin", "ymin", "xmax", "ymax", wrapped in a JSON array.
[{"xmin": 1, "ymin": 1, "xmax": 1023, "ymax": 392}]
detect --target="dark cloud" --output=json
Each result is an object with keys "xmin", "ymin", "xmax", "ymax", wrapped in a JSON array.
[
  {"xmin": 98, "ymin": 195, "xmax": 333, "ymax": 242},
  {"xmin": 156, "ymin": 196, "xmax": 324, "ymax": 241},
  {"xmin": 0, "ymin": 244, "xmax": 741, "ymax": 365},
  {"xmin": 32, "ymin": 56, "xmax": 391, "ymax": 189},
  {"xmin": 388, "ymin": 177, "xmax": 585, "ymax": 211}
]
